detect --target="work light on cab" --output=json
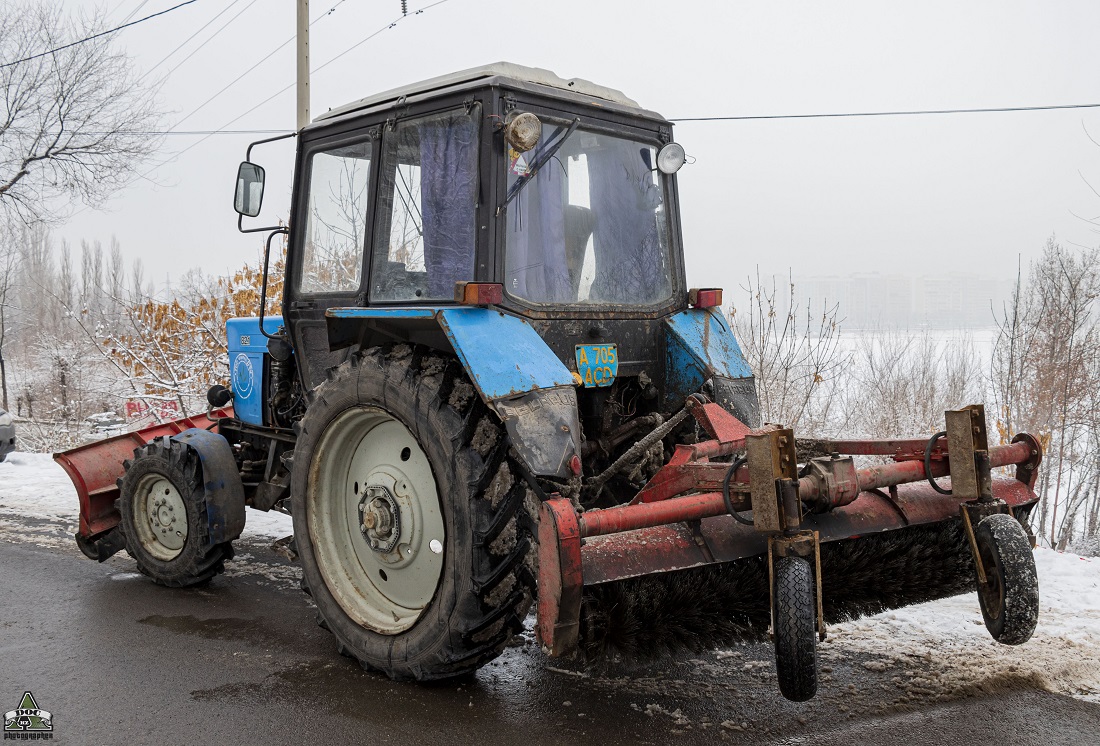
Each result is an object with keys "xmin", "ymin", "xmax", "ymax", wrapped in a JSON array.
[{"xmin": 657, "ymin": 142, "xmax": 686, "ymax": 174}]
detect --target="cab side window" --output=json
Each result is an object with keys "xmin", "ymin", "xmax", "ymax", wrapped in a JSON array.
[
  {"xmin": 371, "ymin": 109, "xmax": 478, "ymax": 302},
  {"xmin": 299, "ymin": 139, "xmax": 372, "ymax": 294}
]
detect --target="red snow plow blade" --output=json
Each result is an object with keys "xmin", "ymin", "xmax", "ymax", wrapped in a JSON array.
[
  {"xmin": 536, "ymin": 399, "xmax": 1043, "ymax": 657},
  {"xmin": 54, "ymin": 409, "xmax": 232, "ymax": 548}
]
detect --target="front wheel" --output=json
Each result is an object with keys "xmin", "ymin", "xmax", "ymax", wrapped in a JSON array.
[
  {"xmin": 291, "ymin": 346, "xmax": 537, "ymax": 680},
  {"xmin": 974, "ymin": 513, "xmax": 1039, "ymax": 645},
  {"xmin": 118, "ymin": 437, "xmax": 233, "ymax": 587},
  {"xmin": 773, "ymin": 555, "xmax": 818, "ymax": 702}
]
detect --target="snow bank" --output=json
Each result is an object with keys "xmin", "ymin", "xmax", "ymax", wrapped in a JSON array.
[
  {"xmin": 826, "ymin": 547, "xmax": 1100, "ymax": 702},
  {"xmin": 0, "ymin": 451, "xmax": 291, "ymax": 538}
]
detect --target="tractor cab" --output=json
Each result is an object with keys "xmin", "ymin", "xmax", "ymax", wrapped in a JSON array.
[
  {"xmin": 291, "ymin": 63, "xmax": 684, "ymax": 318},
  {"xmin": 235, "ymin": 62, "xmax": 760, "ymax": 483}
]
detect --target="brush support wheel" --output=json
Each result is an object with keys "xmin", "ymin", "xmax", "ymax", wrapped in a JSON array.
[
  {"xmin": 973, "ymin": 513, "xmax": 1039, "ymax": 645},
  {"xmin": 772, "ymin": 555, "xmax": 818, "ymax": 702}
]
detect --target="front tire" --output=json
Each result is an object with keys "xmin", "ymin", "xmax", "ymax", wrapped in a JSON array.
[
  {"xmin": 974, "ymin": 513, "xmax": 1039, "ymax": 645},
  {"xmin": 118, "ymin": 437, "xmax": 233, "ymax": 587},
  {"xmin": 291, "ymin": 346, "xmax": 537, "ymax": 681},
  {"xmin": 773, "ymin": 555, "xmax": 818, "ymax": 702}
]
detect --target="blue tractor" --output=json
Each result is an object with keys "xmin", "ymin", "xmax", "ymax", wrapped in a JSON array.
[{"xmin": 62, "ymin": 64, "xmax": 1043, "ymax": 702}]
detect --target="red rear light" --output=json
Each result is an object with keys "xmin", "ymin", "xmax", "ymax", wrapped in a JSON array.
[
  {"xmin": 454, "ymin": 282, "xmax": 503, "ymax": 306},
  {"xmin": 689, "ymin": 288, "xmax": 723, "ymax": 308}
]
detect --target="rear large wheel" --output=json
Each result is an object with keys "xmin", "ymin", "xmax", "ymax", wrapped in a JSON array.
[{"xmin": 291, "ymin": 346, "xmax": 538, "ymax": 680}]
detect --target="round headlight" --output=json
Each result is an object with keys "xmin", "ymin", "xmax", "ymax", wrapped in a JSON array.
[
  {"xmin": 504, "ymin": 112, "xmax": 541, "ymax": 153},
  {"xmin": 656, "ymin": 142, "xmax": 686, "ymax": 174}
]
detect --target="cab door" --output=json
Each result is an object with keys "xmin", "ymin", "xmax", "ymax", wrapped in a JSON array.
[{"xmin": 284, "ymin": 132, "xmax": 377, "ymax": 390}]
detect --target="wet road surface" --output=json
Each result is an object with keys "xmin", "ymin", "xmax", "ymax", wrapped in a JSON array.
[{"xmin": 1, "ymin": 515, "xmax": 1097, "ymax": 746}]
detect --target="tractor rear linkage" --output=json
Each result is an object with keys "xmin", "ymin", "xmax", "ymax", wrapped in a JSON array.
[{"xmin": 536, "ymin": 400, "xmax": 1042, "ymax": 660}]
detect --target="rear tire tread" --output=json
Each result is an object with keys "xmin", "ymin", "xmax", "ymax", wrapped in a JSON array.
[{"xmin": 293, "ymin": 346, "xmax": 537, "ymax": 681}]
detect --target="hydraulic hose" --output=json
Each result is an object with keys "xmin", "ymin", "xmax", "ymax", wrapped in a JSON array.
[
  {"xmin": 722, "ymin": 456, "xmax": 754, "ymax": 525},
  {"xmin": 924, "ymin": 431, "xmax": 952, "ymax": 495}
]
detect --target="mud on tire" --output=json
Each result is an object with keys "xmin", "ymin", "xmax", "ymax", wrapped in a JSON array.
[
  {"xmin": 291, "ymin": 345, "xmax": 538, "ymax": 681},
  {"xmin": 118, "ymin": 437, "xmax": 233, "ymax": 587}
]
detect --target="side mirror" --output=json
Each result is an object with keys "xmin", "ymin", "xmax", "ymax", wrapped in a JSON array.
[{"xmin": 234, "ymin": 161, "xmax": 266, "ymax": 217}]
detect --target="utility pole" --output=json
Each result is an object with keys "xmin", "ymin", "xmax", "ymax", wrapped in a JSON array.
[{"xmin": 296, "ymin": 0, "xmax": 310, "ymax": 130}]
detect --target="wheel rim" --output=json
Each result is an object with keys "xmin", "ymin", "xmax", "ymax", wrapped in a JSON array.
[
  {"xmin": 132, "ymin": 474, "xmax": 188, "ymax": 561},
  {"xmin": 977, "ymin": 538, "xmax": 1005, "ymax": 617},
  {"xmin": 308, "ymin": 406, "xmax": 445, "ymax": 635}
]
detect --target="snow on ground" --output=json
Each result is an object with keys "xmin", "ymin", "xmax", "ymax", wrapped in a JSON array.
[
  {"xmin": 1, "ymin": 450, "xmax": 1098, "ymax": 704},
  {"xmin": 0, "ymin": 451, "xmax": 292, "ymax": 538},
  {"xmin": 825, "ymin": 548, "xmax": 1100, "ymax": 703}
]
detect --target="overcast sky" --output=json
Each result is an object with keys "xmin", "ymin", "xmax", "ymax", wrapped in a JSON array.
[{"xmin": 58, "ymin": 0, "xmax": 1100, "ymax": 299}]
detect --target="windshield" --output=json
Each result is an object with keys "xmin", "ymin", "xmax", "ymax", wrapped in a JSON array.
[{"xmin": 504, "ymin": 125, "xmax": 673, "ymax": 306}]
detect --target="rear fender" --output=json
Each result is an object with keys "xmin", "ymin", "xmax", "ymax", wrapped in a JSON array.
[
  {"xmin": 326, "ymin": 307, "xmax": 581, "ymax": 479},
  {"xmin": 171, "ymin": 429, "xmax": 246, "ymax": 545}
]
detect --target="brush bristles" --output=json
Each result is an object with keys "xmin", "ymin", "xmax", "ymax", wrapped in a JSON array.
[{"xmin": 578, "ymin": 520, "xmax": 974, "ymax": 661}]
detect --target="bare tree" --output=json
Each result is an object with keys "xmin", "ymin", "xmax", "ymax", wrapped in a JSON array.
[
  {"xmin": 843, "ymin": 329, "xmax": 984, "ymax": 439},
  {"xmin": 993, "ymin": 238, "xmax": 1100, "ymax": 549},
  {"xmin": 0, "ymin": 1, "xmax": 162, "ymax": 224},
  {"xmin": 0, "ymin": 232, "xmax": 17, "ymax": 408},
  {"xmin": 729, "ymin": 270, "xmax": 847, "ymax": 435}
]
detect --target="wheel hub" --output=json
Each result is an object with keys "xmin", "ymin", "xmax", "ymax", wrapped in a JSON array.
[
  {"xmin": 137, "ymin": 477, "xmax": 187, "ymax": 556},
  {"xmin": 308, "ymin": 408, "xmax": 446, "ymax": 635},
  {"xmin": 359, "ymin": 486, "xmax": 401, "ymax": 554}
]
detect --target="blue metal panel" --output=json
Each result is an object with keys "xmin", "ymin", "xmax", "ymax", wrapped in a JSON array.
[
  {"xmin": 225, "ymin": 316, "xmax": 284, "ymax": 425},
  {"xmin": 171, "ymin": 428, "xmax": 246, "ymax": 544},
  {"xmin": 664, "ymin": 308, "xmax": 753, "ymax": 406},
  {"xmin": 437, "ymin": 308, "xmax": 574, "ymax": 401}
]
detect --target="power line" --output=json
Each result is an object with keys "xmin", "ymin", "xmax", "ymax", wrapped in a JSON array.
[
  {"xmin": 316, "ymin": 0, "xmax": 451, "ymax": 73},
  {"xmin": 138, "ymin": 0, "xmax": 252, "ymax": 82},
  {"xmin": 160, "ymin": 0, "xmax": 260, "ymax": 80},
  {"xmin": 68, "ymin": 0, "xmax": 449, "ymax": 218},
  {"xmin": 6, "ymin": 129, "xmax": 292, "ymax": 136},
  {"xmin": 161, "ymin": 129, "xmax": 293, "ymax": 135},
  {"xmin": 167, "ymin": 0, "xmax": 353, "ymax": 131},
  {"xmin": 671, "ymin": 102, "xmax": 1100, "ymax": 122},
  {"xmin": 0, "ymin": 0, "xmax": 200, "ymax": 70},
  {"xmin": 205, "ymin": 0, "xmax": 452, "ymax": 137},
  {"xmin": 120, "ymin": 0, "xmax": 154, "ymax": 24},
  {"xmin": 158, "ymin": 0, "xmax": 451, "ymax": 163}
]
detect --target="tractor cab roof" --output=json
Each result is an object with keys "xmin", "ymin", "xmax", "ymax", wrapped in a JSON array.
[{"xmin": 312, "ymin": 62, "xmax": 665, "ymax": 126}]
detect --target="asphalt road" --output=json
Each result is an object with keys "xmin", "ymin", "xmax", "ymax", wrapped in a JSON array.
[{"xmin": 1, "ymin": 514, "xmax": 1098, "ymax": 746}]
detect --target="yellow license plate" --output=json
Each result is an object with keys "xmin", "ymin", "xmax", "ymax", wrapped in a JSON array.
[{"xmin": 575, "ymin": 344, "xmax": 618, "ymax": 388}]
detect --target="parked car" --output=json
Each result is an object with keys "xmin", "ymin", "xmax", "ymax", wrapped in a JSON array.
[
  {"xmin": 85, "ymin": 412, "xmax": 126, "ymax": 435},
  {"xmin": 0, "ymin": 408, "xmax": 15, "ymax": 462}
]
